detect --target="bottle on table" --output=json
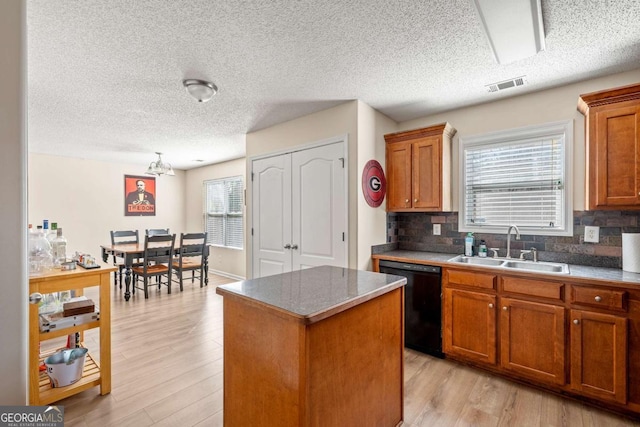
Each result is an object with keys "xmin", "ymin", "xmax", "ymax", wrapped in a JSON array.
[
  {"xmin": 46, "ymin": 222, "xmax": 58, "ymax": 243},
  {"xmin": 29, "ymin": 226, "xmax": 53, "ymax": 275},
  {"xmin": 51, "ymin": 228, "xmax": 67, "ymax": 267}
]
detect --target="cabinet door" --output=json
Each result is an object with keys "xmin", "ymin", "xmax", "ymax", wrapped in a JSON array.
[
  {"xmin": 570, "ymin": 309, "xmax": 627, "ymax": 404},
  {"xmin": 443, "ymin": 288, "xmax": 496, "ymax": 365},
  {"xmin": 251, "ymin": 142, "xmax": 348, "ymax": 278},
  {"xmin": 291, "ymin": 142, "xmax": 347, "ymax": 270},
  {"xmin": 413, "ymin": 136, "xmax": 441, "ymax": 210},
  {"xmin": 252, "ymin": 154, "xmax": 293, "ymax": 278},
  {"xmin": 386, "ymin": 141, "xmax": 412, "ymax": 211},
  {"xmin": 500, "ymin": 297, "xmax": 565, "ymax": 386},
  {"xmin": 592, "ymin": 104, "xmax": 640, "ymax": 208}
]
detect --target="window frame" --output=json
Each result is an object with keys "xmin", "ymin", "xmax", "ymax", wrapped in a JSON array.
[
  {"xmin": 203, "ymin": 175, "xmax": 244, "ymax": 250},
  {"xmin": 459, "ymin": 120, "xmax": 573, "ymax": 237}
]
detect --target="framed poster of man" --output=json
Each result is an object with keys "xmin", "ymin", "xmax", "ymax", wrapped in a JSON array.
[{"xmin": 124, "ymin": 175, "xmax": 156, "ymax": 216}]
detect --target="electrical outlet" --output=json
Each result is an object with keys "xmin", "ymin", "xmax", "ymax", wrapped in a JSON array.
[
  {"xmin": 433, "ymin": 224, "xmax": 441, "ymax": 235},
  {"xmin": 584, "ymin": 226, "xmax": 599, "ymax": 243}
]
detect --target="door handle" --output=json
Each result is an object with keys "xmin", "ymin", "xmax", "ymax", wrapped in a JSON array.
[
  {"xmin": 284, "ymin": 244, "xmax": 291, "ymax": 249},
  {"xmin": 291, "ymin": 244, "xmax": 299, "ymax": 250},
  {"xmin": 29, "ymin": 293, "xmax": 43, "ymax": 305}
]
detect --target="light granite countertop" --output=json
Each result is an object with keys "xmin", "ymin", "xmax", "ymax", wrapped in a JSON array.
[
  {"xmin": 373, "ymin": 250, "xmax": 640, "ymax": 288},
  {"xmin": 216, "ymin": 265, "xmax": 407, "ymax": 324}
]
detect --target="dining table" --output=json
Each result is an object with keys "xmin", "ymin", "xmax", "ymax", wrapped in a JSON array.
[{"xmin": 100, "ymin": 242, "xmax": 209, "ymax": 301}]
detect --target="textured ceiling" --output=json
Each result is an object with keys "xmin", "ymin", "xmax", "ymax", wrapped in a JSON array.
[{"xmin": 26, "ymin": 0, "xmax": 640, "ymax": 170}]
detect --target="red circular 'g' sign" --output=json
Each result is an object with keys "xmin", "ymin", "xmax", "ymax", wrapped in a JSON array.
[{"xmin": 362, "ymin": 160, "xmax": 386, "ymax": 207}]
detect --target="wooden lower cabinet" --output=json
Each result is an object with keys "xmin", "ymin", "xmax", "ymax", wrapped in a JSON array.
[
  {"xmin": 443, "ymin": 288, "xmax": 496, "ymax": 365},
  {"xmin": 500, "ymin": 297, "xmax": 566, "ymax": 386},
  {"xmin": 220, "ymin": 287, "xmax": 404, "ymax": 426},
  {"xmin": 440, "ymin": 266, "xmax": 638, "ymax": 418},
  {"xmin": 570, "ymin": 309, "xmax": 628, "ymax": 404}
]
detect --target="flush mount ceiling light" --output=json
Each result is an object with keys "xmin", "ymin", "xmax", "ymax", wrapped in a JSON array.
[
  {"xmin": 146, "ymin": 152, "xmax": 175, "ymax": 176},
  {"xmin": 471, "ymin": 0, "xmax": 545, "ymax": 64},
  {"xmin": 183, "ymin": 79, "xmax": 218, "ymax": 103}
]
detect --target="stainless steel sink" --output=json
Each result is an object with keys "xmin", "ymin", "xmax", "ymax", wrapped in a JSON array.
[
  {"xmin": 447, "ymin": 255, "xmax": 570, "ymax": 274},
  {"xmin": 501, "ymin": 260, "xmax": 570, "ymax": 274},
  {"xmin": 447, "ymin": 255, "xmax": 505, "ymax": 266}
]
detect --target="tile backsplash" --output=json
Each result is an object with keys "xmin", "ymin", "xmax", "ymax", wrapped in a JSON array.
[{"xmin": 387, "ymin": 211, "xmax": 640, "ymax": 269}]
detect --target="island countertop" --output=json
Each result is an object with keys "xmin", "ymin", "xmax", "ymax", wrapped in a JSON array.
[{"xmin": 216, "ymin": 265, "xmax": 407, "ymax": 325}]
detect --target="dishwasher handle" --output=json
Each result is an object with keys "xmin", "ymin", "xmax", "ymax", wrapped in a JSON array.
[{"xmin": 378, "ymin": 260, "xmax": 441, "ymax": 274}]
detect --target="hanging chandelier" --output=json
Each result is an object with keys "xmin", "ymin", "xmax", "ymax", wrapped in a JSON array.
[{"xmin": 145, "ymin": 152, "xmax": 175, "ymax": 176}]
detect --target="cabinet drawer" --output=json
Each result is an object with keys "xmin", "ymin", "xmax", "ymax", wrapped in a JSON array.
[
  {"xmin": 445, "ymin": 269, "xmax": 496, "ymax": 290},
  {"xmin": 570, "ymin": 285, "xmax": 627, "ymax": 312},
  {"xmin": 501, "ymin": 276, "xmax": 564, "ymax": 302}
]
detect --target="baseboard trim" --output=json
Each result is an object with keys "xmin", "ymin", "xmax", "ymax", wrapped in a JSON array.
[{"xmin": 208, "ymin": 269, "xmax": 245, "ymax": 281}]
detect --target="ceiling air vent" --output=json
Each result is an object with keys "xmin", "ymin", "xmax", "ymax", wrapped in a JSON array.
[{"xmin": 486, "ymin": 76, "xmax": 527, "ymax": 93}]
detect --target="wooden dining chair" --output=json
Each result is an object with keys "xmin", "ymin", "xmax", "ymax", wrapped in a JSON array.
[
  {"xmin": 110, "ymin": 230, "xmax": 140, "ymax": 288},
  {"xmin": 172, "ymin": 232, "xmax": 207, "ymax": 291},
  {"xmin": 131, "ymin": 234, "xmax": 176, "ymax": 299},
  {"xmin": 146, "ymin": 228, "xmax": 170, "ymax": 236}
]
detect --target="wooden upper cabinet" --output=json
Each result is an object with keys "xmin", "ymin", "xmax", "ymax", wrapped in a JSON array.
[
  {"xmin": 386, "ymin": 141, "xmax": 412, "ymax": 210},
  {"xmin": 578, "ymin": 83, "xmax": 640, "ymax": 210},
  {"xmin": 384, "ymin": 123, "xmax": 456, "ymax": 212}
]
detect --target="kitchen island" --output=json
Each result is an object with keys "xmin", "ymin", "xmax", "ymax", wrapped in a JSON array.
[{"xmin": 215, "ymin": 265, "xmax": 407, "ymax": 427}]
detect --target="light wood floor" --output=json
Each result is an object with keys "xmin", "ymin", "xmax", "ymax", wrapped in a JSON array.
[{"xmin": 54, "ymin": 274, "xmax": 640, "ymax": 427}]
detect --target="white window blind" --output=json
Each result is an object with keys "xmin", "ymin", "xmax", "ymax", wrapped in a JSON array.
[
  {"xmin": 203, "ymin": 176, "xmax": 244, "ymax": 249},
  {"xmin": 460, "ymin": 121, "xmax": 573, "ymax": 236}
]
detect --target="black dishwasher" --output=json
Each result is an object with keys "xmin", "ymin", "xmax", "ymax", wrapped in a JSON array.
[{"xmin": 379, "ymin": 260, "xmax": 443, "ymax": 358}]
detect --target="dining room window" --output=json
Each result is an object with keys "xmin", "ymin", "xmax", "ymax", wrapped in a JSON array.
[
  {"xmin": 459, "ymin": 120, "xmax": 573, "ymax": 236},
  {"xmin": 203, "ymin": 176, "xmax": 244, "ymax": 249}
]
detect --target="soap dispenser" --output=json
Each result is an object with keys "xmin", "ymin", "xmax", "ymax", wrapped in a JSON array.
[
  {"xmin": 465, "ymin": 233, "xmax": 474, "ymax": 256},
  {"xmin": 478, "ymin": 240, "xmax": 488, "ymax": 257}
]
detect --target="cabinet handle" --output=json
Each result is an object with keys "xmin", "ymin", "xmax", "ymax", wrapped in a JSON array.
[
  {"xmin": 291, "ymin": 244, "xmax": 299, "ymax": 250},
  {"xmin": 594, "ymin": 295, "xmax": 602, "ymax": 302},
  {"xmin": 502, "ymin": 306, "xmax": 508, "ymax": 311},
  {"xmin": 488, "ymin": 303, "xmax": 494, "ymax": 308},
  {"xmin": 414, "ymin": 198, "xmax": 418, "ymax": 203},
  {"xmin": 405, "ymin": 199, "xmax": 409, "ymax": 203},
  {"xmin": 284, "ymin": 244, "xmax": 291, "ymax": 249},
  {"xmin": 573, "ymin": 319, "xmax": 580, "ymax": 325}
]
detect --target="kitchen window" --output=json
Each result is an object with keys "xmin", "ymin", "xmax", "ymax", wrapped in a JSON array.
[
  {"xmin": 459, "ymin": 120, "xmax": 573, "ymax": 236},
  {"xmin": 203, "ymin": 176, "xmax": 244, "ymax": 249}
]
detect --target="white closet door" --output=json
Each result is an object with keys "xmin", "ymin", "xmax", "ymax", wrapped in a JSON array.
[
  {"xmin": 291, "ymin": 142, "xmax": 346, "ymax": 270},
  {"xmin": 252, "ymin": 154, "xmax": 292, "ymax": 278}
]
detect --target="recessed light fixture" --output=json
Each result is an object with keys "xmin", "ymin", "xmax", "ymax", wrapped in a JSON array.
[{"xmin": 183, "ymin": 79, "xmax": 218, "ymax": 103}]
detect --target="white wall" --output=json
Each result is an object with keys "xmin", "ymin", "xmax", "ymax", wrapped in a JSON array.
[
  {"xmin": 245, "ymin": 101, "xmax": 359, "ymax": 277},
  {"xmin": 356, "ymin": 101, "xmax": 397, "ymax": 270},
  {"xmin": 28, "ymin": 153, "xmax": 186, "ymax": 258},
  {"xmin": 185, "ymin": 157, "xmax": 246, "ymax": 279},
  {"xmin": 399, "ymin": 69, "xmax": 640, "ymax": 212},
  {"xmin": 0, "ymin": 0, "xmax": 27, "ymax": 404}
]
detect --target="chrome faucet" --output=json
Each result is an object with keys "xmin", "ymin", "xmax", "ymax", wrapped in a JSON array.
[{"xmin": 506, "ymin": 225, "xmax": 521, "ymax": 259}]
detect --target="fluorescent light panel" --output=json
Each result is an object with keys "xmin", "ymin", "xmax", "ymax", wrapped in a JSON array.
[{"xmin": 472, "ymin": 0, "xmax": 545, "ymax": 64}]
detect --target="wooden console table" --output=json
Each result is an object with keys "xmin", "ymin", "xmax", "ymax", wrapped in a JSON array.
[{"xmin": 29, "ymin": 265, "xmax": 115, "ymax": 405}]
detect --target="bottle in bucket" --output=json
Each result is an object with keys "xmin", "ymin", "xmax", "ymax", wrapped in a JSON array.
[{"xmin": 66, "ymin": 332, "xmax": 80, "ymax": 348}]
